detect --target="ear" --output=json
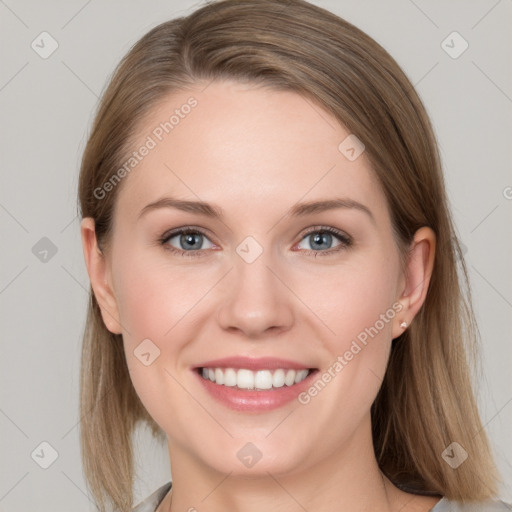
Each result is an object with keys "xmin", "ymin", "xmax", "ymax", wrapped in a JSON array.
[
  {"xmin": 392, "ymin": 226, "xmax": 436, "ymax": 339},
  {"xmin": 81, "ymin": 218, "xmax": 122, "ymax": 335}
]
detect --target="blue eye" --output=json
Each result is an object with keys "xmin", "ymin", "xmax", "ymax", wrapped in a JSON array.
[
  {"xmin": 161, "ymin": 229, "xmax": 214, "ymax": 256},
  {"xmin": 159, "ymin": 226, "xmax": 351, "ymax": 258},
  {"xmin": 296, "ymin": 227, "xmax": 352, "ymax": 255}
]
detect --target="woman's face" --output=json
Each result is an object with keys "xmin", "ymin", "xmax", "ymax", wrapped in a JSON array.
[{"xmin": 87, "ymin": 80, "xmax": 416, "ymax": 477}]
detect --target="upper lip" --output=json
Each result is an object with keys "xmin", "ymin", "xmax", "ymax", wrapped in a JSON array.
[{"xmin": 194, "ymin": 356, "xmax": 315, "ymax": 371}]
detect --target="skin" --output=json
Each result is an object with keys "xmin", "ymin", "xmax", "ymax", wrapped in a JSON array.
[{"xmin": 82, "ymin": 80, "xmax": 439, "ymax": 512}]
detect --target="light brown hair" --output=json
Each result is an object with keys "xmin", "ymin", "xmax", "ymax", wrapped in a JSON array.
[{"xmin": 78, "ymin": 1, "xmax": 501, "ymax": 510}]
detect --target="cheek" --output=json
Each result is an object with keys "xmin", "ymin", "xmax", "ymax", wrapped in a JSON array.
[
  {"xmin": 111, "ymin": 253, "xmax": 205, "ymax": 433},
  {"xmin": 300, "ymin": 249, "xmax": 399, "ymax": 346},
  {"xmin": 112, "ymin": 249, "xmax": 212, "ymax": 345},
  {"xmin": 294, "ymin": 249, "xmax": 400, "ymax": 414},
  {"xmin": 110, "ymin": 251, "xmax": 221, "ymax": 415}
]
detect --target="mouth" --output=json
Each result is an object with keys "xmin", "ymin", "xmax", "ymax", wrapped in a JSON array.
[
  {"xmin": 195, "ymin": 366, "xmax": 315, "ymax": 391},
  {"xmin": 191, "ymin": 356, "xmax": 319, "ymax": 413},
  {"xmin": 192, "ymin": 356, "xmax": 319, "ymax": 411}
]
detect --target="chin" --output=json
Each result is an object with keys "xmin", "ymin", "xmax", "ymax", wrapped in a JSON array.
[{"xmin": 194, "ymin": 439, "xmax": 309, "ymax": 478}]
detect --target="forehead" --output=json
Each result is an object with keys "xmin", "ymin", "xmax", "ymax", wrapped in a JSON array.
[{"xmin": 114, "ymin": 80, "xmax": 387, "ymax": 224}]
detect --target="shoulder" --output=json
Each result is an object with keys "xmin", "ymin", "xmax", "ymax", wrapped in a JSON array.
[
  {"xmin": 131, "ymin": 482, "xmax": 172, "ymax": 512},
  {"xmin": 432, "ymin": 497, "xmax": 512, "ymax": 511}
]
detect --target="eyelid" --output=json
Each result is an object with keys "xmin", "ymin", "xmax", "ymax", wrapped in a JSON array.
[
  {"xmin": 293, "ymin": 225, "xmax": 352, "ymax": 255},
  {"xmin": 159, "ymin": 225, "xmax": 352, "ymax": 257},
  {"xmin": 160, "ymin": 226, "xmax": 214, "ymax": 243},
  {"xmin": 297, "ymin": 225, "xmax": 351, "ymax": 242},
  {"xmin": 159, "ymin": 226, "xmax": 217, "ymax": 258}
]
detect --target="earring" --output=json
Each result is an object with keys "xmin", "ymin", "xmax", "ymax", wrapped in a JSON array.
[{"xmin": 400, "ymin": 321, "xmax": 407, "ymax": 329}]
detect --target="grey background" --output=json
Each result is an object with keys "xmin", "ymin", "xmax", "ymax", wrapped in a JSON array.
[{"xmin": 1, "ymin": 0, "xmax": 511, "ymax": 510}]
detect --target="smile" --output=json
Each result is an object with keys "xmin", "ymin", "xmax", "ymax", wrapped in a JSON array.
[{"xmin": 199, "ymin": 367, "xmax": 312, "ymax": 390}]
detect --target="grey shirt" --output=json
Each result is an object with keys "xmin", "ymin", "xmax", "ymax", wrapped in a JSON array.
[{"xmin": 132, "ymin": 482, "xmax": 511, "ymax": 512}]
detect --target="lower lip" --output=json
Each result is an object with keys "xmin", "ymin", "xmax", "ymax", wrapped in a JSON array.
[{"xmin": 194, "ymin": 369, "xmax": 318, "ymax": 412}]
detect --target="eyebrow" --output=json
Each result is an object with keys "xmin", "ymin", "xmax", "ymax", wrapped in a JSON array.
[{"xmin": 138, "ymin": 197, "xmax": 375, "ymax": 223}]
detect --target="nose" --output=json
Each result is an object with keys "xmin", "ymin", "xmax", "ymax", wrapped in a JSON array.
[{"xmin": 216, "ymin": 247, "xmax": 294, "ymax": 339}]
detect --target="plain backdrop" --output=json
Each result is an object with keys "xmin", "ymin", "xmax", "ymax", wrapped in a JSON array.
[{"xmin": 1, "ymin": 0, "xmax": 511, "ymax": 510}]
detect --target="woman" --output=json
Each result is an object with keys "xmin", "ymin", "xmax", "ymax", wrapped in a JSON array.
[{"xmin": 78, "ymin": 1, "xmax": 510, "ymax": 511}]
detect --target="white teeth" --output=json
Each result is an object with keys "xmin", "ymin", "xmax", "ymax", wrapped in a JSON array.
[
  {"xmin": 295, "ymin": 369, "xmax": 309, "ymax": 384},
  {"xmin": 214, "ymin": 368, "xmax": 224, "ymax": 385},
  {"xmin": 223, "ymin": 368, "xmax": 237, "ymax": 387},
  {"xmin": 284, "ymin": 369, "xmax": 296, "ymax": 386},
  {"xmin": 237, "ymin": 369, "xmax": 254, "ymax": 390},
  {"xmin": 272, "ymin": 368, "xmax": 285, "ymax": 388},
  {"xmin": 200, "ymin": 367, "xmax": 311, "ymax": 390},
  {"xmin": 254, "ymin": 370, "xmax": 273, "ymax": 390}
]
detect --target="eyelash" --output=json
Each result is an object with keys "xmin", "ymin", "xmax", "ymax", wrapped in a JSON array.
[{"xmin": 158, "ymin": 226, "xmax": 352, "ymax": 258}]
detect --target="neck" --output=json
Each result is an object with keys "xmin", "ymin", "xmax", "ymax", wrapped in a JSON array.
[{"xmin": 164, "ymin": 418, "xmax": 410, "ymax": 512}]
